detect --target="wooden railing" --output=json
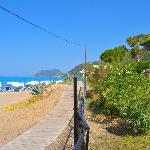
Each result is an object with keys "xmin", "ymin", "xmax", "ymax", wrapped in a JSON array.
[{"xmin": 73, "ymin": 77, "xmax": 90, "ymax": 150}]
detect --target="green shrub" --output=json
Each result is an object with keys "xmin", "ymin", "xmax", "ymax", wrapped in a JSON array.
[
  {"xmin": 30, "ymin": 84, "xmax": 44, "ymax": 95},
  {"xmin": 141, "ymin": 51, "xmax": 150, "ymax": 62},
  {"xmin": 100, "ymin": 45, "xmax": 128, "ymax": 63},
  {"xmin": 95, "ymin": 62, "xmax": 150, "ymax": 134},
  {"xmin": 136, "ymin": 61, "xmax": 150, "ymax": 74},
  {"xmin": 14, "ymin": 86, "xmax": 23, "ymax": 92}
]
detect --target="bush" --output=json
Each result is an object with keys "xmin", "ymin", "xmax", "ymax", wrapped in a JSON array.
[
  {"xmin": 141, "ymin": 51, "xmax": 150, "ymax": 61},
  {"xmin": 100, "ymin": 46, "xmax": 128, "ymax": 63},
  {"xmin": 30, "ymin": 84, "xmax": 44, "ymax": 95},
  {"xmin": 14, "ymin": 86, "xmax": 23, "ymax": 92},
  {"xmin": 135, "ymin": 61, "xmax": 150, "ymax": 74},
  {"xmin": 88, "ymin": 62, "xmax": 109, "ymax": 94},
  {"xmin": 94, "ymin": 62, "xmax": 150, "ymax": 134}
]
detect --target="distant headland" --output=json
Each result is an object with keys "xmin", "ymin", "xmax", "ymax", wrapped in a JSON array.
[{"xmin": 34, "ymin": 69, "xmax": 64, "ymax": 78}]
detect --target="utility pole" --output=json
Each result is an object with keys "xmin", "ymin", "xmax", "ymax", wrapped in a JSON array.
[{"xmin": 83, "ymin": 45, "xmax": 87, "ymax": 114}]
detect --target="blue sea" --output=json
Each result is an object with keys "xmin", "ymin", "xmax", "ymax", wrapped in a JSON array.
[{"xmin": 0, "ymin": 77, "xmax": 63, "ymax": 90}]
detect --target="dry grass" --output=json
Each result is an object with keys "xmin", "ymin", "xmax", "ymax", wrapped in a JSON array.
[
  {"xmin": 3, "ymin": 95, "xmax": 42, "ymax": 111},
  {"xmin": 87, "ymin": 110, "xmax": 150, "ymax": 150}
]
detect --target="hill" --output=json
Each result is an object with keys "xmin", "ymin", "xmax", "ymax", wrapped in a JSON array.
[
  {"xmin": 68, "ymin": 64, "xmax": 84, "ymax": 77},
  {"xmin": 34, "ymin": 69, "xmax": 64, "ymax": 77},
  {"xmin": 68, "ymin": 61, "xmax": 99, "ymax": 77}
]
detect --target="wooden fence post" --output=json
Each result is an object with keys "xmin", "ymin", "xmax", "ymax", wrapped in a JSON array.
[{"xmin": 74, "ymin": 77, "xmax": 78, "ymax": 145}]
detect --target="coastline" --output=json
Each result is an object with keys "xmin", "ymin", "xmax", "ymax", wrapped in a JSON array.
[{"xmin": 0, "ymin": 76, "xmax": 63, "ymax": 92}]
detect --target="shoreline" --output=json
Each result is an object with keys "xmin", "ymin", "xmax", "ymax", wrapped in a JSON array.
[{"xmin": 0, "ymin": 76, "xmax": 64, "ymax": 93}]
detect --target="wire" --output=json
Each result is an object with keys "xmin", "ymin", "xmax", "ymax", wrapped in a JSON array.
[{"xmin": 0, "ymin": 5, "xmax": 82, "ymax": 47}]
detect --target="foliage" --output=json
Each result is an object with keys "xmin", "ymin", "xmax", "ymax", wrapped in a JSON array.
[
  {"xmin": 68, "ymin": 61, "xmax": 99, "ymax": 77},
  {"xmin": 131, "ymin": 46, "xmax": 142, "ymax": 61},
  {"xmin": 100, "ymin": 45, "xmax": 128, "ymax": 63},
  {"xmin": 14, "ymin": 86, "xmax": 23, "ymax": 92},
  {"xmin": 4, "ymin": 95, "xmax": 42, "ymax": 111},
  {"xmin": 126, "ymin": 33, "xmax": 150, "ymax": 61},
  {"xmin": 126, "ymin": 34, "xmax": 145, "ymax": 47},
  {"xmin": 135, "ymin": 61, "xmax": 150, "ymax": 74},
  {"xmin": 68, "ymin": 63, "xmax": 84, "ymax": 77},
  {"xmin": 140, "ymin": 34, "xmax": 150, "ymax": 50},
  {"xmin": 141, "ymin": 51, "xmax": 150, "ymax": 61},
  {"xmin": 88, "ymin": 62, "xmax": 109, "ymax": 94},
  {"xmin": 30, "ymin": 84, "xmax": 44, "ymax": 95},
  {"xmin": 93, "ymin": 62, "xmax": 150, "ymax": 134}
]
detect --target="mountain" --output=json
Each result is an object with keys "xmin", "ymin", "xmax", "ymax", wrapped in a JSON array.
[
  {"xmin": 34, "ymin": 69, "xmax": 64, "ymax": 77},
  {"xmin": 68, "ymin": 61, "xmax": 99, "ymax": 77},
  {"xmin": 68, "ymin": 64, "xmax": 84, "ymax": 77}
]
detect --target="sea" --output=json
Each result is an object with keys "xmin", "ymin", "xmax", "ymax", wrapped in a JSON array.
[{"xmin": 0, "ymin": 76, "xmax": 63, "ymax": 90}]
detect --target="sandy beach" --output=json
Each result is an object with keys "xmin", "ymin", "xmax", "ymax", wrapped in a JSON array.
[
  {"xmin": 0, "ymin": 91, "xmax": 32, "ymax": 107},
  {"xmin": 0, "ymin": 84, "xmax": 65, "ymax": 147}
]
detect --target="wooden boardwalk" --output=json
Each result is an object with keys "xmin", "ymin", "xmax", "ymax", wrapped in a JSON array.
[{"xmin": 0, "ymin": 85, "xmax": 73, "ymax": 150}]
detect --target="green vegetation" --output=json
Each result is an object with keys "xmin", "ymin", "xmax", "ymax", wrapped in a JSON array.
[
  {"xmin": 87, "ymin": 33, "xmax": 150, "ymax": 135},
  {"xmin": 126, "ymin": 34, "xmax": 145, "ymax": 47},
  {"xmin": 87, "ymin": 33, "xmax": 150, "ymax": 149},
  {"xmin": 93, "ymin": 62, "xmax": 150, "ymax": 133},
  {"xmin": 100, "ymin": 45, "xmax": 128, "ymax": 63},
  {"xmin": 90, "ymin": 133, "xmax": 150, "ymax": 150},
  {"xmin": 68, "ymin": 61, "xmax": 98, "ymax": 77},
  {"xmin": 68, "ymin": 63, "xmax": 84, "ymax": 77},
  {"xmin": 14, "ymin": 86, "xmax": 23, "ymax": 92},
  {"xmin": 140, "ymin": 34, "xmax": 150, "ymax": 50},
  {"xmin": 141, "ymin": 51, "xmax": 150, "ymax": 62},
  {"xmin": 30, "ymin": 84, "xmax": 45, "ymax": 95},
  {"xmin": 126, "ymin": 33, "xmax": 150, "ymax": 61}
]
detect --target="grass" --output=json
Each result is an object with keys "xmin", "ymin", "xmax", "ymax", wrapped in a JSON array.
[
  {"xmin": 90, "ymin": 133, "xmax": 150, "ymax": 150},
  {"xmin": 3, "ymin": 95, "xmax": 42, "ymax": 111}
]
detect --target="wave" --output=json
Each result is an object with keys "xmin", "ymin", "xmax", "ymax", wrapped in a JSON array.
[{"xmin": 0, "ymin": 77, "xmax": 63, "ymax": 90}]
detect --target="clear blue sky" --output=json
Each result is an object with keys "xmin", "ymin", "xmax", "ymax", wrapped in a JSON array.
[{"xmin": 0, "ymin": 0, "xmax": 149, "ymax": 76}]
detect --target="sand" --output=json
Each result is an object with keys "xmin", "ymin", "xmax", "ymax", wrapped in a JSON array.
[
  {"xmin": 0, "ymin": 84, "xmax": 65, "ymax": 147},
  {"xmin": 0, "ymin": 91, "xmax": 32, "ymax": 107}
]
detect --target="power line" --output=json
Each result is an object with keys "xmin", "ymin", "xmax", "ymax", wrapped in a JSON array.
[{"xmin": 0, "ymin": 5, "xmax": 82, "ymax": 46}]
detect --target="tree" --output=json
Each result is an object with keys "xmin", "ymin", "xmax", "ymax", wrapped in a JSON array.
[
  {"xmin": 141, "ymin": 51, "xmax": 150, "ymax": 62},
  {"xmin": 126, "ymin": 34, "xmax": 150, "ymax": 61},
  {"xmin": 140, "ymin": 34, "xmax": 150, "ymax": 50},
  {"xmin": 131, "ymin": 46, "xmax": 142, "ymax": 62},
  {"xmin": 100, "ymin": 45, "xmax": 128, "ymax": 63},
  {"xmin": 126, "ymin": 34, "xmax": 145, "ymax": 47}
]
